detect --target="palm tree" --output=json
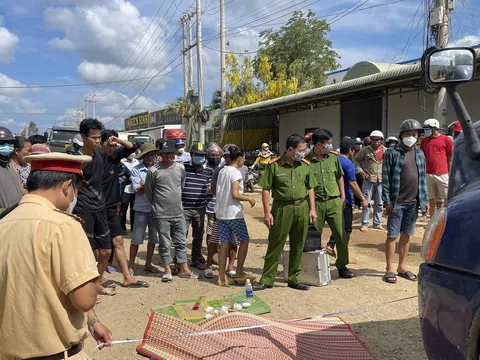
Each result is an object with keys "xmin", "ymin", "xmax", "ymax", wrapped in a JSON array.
[{"xmin": 166, "ymin": 97, "xmax": 200, "ymax": 148}]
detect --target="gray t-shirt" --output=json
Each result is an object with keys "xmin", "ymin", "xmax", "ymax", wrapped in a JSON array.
[
  {"xmin": 145, "ymin": 162, "xmax": 186, "ymax": 218},
  {"xmin": 397, "ymin": 149, "xmax": 418, "ymax": 204},
  {"xmin": 212, "ymin": 164, "xmax": 248, "ymax": 185},
  {"xmin": 0, "ymin": 162, "xmax": 23, "ymax": 209}
]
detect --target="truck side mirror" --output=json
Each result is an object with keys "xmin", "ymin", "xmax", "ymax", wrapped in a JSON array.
[
  {"xmin": 44, "ymin": 131, "xmax": 48, "ymax": 140},
  {"xmin": 426, "ymin": 47, "xmax": 476, "ymax": 86}
]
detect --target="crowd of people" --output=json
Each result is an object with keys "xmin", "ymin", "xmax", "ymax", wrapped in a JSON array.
[{"xmin": 0, "ymin": 114, "xmax": 460, "ymax": 358}]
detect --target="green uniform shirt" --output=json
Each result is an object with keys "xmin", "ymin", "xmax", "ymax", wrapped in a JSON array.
[
  {"xmin": 259, "ymin": 156, "xmax": 318, "ymax": 201},
  {"xmin": 307, "ymin": 152, "xmax": 344, "ymax": 199}
]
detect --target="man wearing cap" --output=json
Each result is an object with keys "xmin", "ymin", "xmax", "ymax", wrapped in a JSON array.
[
  {"xmin": 128, "ymin": 143, "xmax": 159, "ymax": 274},
  {"xmin": 383, "ymin": 119, "xmax": 429, "ymax": 284},
  {"xmin": 0, "ymin": 126, "xmax": 25, "ymax": 212},
  {"xmin": 326, "ymin": 139, "xmax": 369, "ymax": 256},
  {"xmin": 254, "ymin": 134, "xmax": 318, "ymax": 291},
  {"xmin": 354, "ymin": 130, "xmax": 387, "ymax": 232},
  {"xmin": 421, "ymin": 118, "xmax": 453, "ymax": 217},
  {"xmin": 145, "ymin": 139, "xmax": 198, "ymax": 282},
  {"xmin": 252, "ymin": 143, "xmax": 274, "ymax": 175},
  {"xmin": 0, "ymin": 153, "xmax": 113, "ymax": 360},
  {"xmin": 182, "ymin": 142, "xmax": 214, "ymax": 269},
  {"xmin": 175, "ymin": 139, "xmax": 191, "ymax": 164},
  {"xmin": 448, "ymin": 120, "xmax": 462, "ymax": 140}
]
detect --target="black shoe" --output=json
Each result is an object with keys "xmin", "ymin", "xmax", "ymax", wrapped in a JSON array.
[
  {"xmin": 338, "ymin": 266, "xmax": 355, "ymax": 279},
  {"xmin": 252, "ymin": 283, "xmax": 273, "ymax": 291},
  {"xmin": 287, "ymin": 283, "xmax": 310, "ymax": 291}
]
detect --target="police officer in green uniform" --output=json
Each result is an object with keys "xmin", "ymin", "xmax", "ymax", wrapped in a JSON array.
[
  {"xmin": 253, "ymin": 134, "xmax": 318, "ymax": 291},
  {"xmin": 308, "ymin": 129, "xmax": 355, "ymax": 279}
]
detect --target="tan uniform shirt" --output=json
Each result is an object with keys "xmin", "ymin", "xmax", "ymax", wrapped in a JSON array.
[{"xmin": 0, "ymin": 194, "xmax": 99, "ymax": 359}]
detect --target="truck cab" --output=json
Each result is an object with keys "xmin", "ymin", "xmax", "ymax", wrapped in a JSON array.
[
  {"xmin": 418, "ymin": 47, "xmax": 480, "ymax": 360},
  {"xmin": 45, "ymin": 126, "xmax": 80, "ymax": 153}
]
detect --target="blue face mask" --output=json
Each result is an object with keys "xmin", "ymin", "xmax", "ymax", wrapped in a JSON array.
[
  {"xmin": 0, "ymin": 144, "xmax": 13, "ymax": 157},
  {"xmin": 192, "ymin": 156, "xmax": 206, "ymax": 165},
  {"xmin": 425, "ymin": 129, "xmax": 433, "ymax": 137},
  {"xmin": 207, "ymin": 158, "xmax": 221, "ymax": 167}
]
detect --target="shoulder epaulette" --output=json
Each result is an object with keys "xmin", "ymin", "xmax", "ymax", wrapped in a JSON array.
[
  {"xmin": 301, "ymin": 158, "xmax": 310, "ymax": 165},
  {"xmin": 269, "ymin": 157, "xmax": 280, "ymax": 164},
  {"xmin": 54, "ymin": 209, "xmax": 85, "ymax": 224},
  {"xmin": 329, "ymin": 150, "xmax": 338, "ymax": 155}
]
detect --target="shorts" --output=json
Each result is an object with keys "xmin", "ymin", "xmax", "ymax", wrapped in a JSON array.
[
  {"xmin": 426, "ymin": 174, "xmax": 449, "ymax": 202},
  {"xmin": 76, "ymin": 209, "xmax": 111, "ymax": 250},
  {"xmin": 106, "ymin": 206, "xmax": 123, "ymax": 239},
  {"xmin": 387, "ymin": 202, "xmax": 419, "ymax": 238},
  {"xmin": 217, "ymin": 218, "xmax": 250, "ymax": 243},
  {"xmin": 206, "ymin": 213, "xmax": 214, "ymax": 235},
  {"xmin": 131, "ymin": 211, "xmax": 158, "ymax": 245}
]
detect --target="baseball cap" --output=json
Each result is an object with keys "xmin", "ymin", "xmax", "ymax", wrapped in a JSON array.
[
  {"xmin": 190, "ymin": 142, "xmax": 206, "ymax": 155},
  {"xmin": 340, "ymin": 138, "xmax": 360, "ymax": 152}
]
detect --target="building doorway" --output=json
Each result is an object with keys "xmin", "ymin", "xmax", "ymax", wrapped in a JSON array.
[{"xmin": 341, "ymin": 97, "xmax": 382, "ymax": 139}]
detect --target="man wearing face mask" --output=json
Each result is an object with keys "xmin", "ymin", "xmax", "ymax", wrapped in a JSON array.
[
  {"xmin": 175, "ymin": 138, "xmax": 191, "ymax": 164},
  {"xmin": 420, "ymin": 118, "xmax": 453, "ymax": 217},
  {"xmin": 182, "ymin": 142, "xmax": 215, "ymax": 269},
  {"xmin": 382, "ymin": 119, "xmax": 429, "ymax": 284},
  {"xmin": 253, "ymin": 134, "xmax": 318, "ymax": 291},
  {"xmin": 0, "ymin": 153, "xmax": 113, "ymax": 359},
  {"xmin": 308, "ymin": 129, "xmax": 354, "ymax": 279},
  {"xmin": 0, "ymin": 126, "xmax": 24, "ymax": 212},
  {"xmin": 252, "ymin": 143, "xmax": 274, "ymax": 175}
]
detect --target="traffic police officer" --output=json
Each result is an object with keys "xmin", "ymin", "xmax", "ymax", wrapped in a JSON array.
[
  {"xmin": 253, "ymin": 134, "xmax": 318, "ymax": 291},
  {"xmin": 0, "ymin": 126, "xmax": 24, "ymax": 213},
  {"xmin": 308, "ymin": 129, "xmax": 355, "ymax": 279},
  {"xmin": 0, "ymin": 153, "xmax": 113, "ymax": 360}
]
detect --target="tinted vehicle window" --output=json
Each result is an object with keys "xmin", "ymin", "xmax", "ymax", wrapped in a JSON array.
[{"xmin": 52, "ymin": 131, "xmax": 79, "ymax": 142}]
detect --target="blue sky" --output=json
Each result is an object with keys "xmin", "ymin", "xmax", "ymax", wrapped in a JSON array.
[{"xmin": 0, "ymin": 0, "xmax": 479, "ymax": 133}]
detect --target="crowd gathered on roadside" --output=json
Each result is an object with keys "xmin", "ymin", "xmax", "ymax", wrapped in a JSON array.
[{"xmin": 0, "ymin": 115, "xmax": 461, "ymax": 359}]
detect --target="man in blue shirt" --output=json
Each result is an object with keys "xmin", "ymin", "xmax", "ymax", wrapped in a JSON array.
[
  {"xmin": 128, "ymin": 143, "xmax": 159, "ymax": 275},
  {"xmin": 326, "ymin": 139, "xmax": 369, "ymax": 256}
]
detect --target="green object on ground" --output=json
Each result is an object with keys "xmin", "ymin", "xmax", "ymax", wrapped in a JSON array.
[{"xmin": 152, "ymin": 292, "xmax": 271, "ymax": 323}]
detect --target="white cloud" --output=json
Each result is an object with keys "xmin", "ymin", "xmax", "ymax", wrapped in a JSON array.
[
  {"xmin": 450, "ymin": 35, "xmax": 480, "ymax": 47},
  {"xmin": 0, "ymin": 27, "xmax": 20, "ymax": 63},
  {"xmin": 0, "ymin": 73, "xmax": 39, "ymax": 97},
  {"xmin": 0, "ymin": 119, "xmax": 16, "ymax": 126},
  {"xmin": 44, "ymin": 0, "xmax": 178, "ymax": 87},
  {"xmin": 0, "ymin": 73, "xmax": 46, "ymax": 114}
]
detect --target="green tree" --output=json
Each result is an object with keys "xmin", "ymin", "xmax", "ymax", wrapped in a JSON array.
[
  {"xmin": 27, "ymin": 121, "xmax": 38, "ymax": 137},
  {"xmin": 255, "ymin": 10, "xmax": 340, "ymax": 89},
  {"xmin": 210, "ymin": 90, "xmax": 222, "ymax": 111},
  {"xmin": 167, "ymin": 97, "xmax": 200, "ymax": 148}
]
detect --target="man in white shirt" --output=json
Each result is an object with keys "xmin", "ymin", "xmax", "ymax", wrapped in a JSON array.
[{"xmin": 120, "ymin": 152, "xmax": 139, "ymax": 234}]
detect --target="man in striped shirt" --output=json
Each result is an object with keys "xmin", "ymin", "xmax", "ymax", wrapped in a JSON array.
[{"xmin": 182, "ymin": 142, "xmax": 214, "ymax": 269}]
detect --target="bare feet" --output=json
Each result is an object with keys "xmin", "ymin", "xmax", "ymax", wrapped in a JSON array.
[{"xmin": 98, "ymin": 286, "xmax": 117, "ymax": 296}]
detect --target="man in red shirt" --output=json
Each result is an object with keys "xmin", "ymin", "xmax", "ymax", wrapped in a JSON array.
[{"xmin": 421, "ymin": 118, "xmax": 453, "ymax": 217}]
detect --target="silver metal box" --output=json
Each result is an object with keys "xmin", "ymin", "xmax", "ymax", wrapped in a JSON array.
[{"xmin": 283, "ymin": 248, "xmax": 331, "ymax": 287}]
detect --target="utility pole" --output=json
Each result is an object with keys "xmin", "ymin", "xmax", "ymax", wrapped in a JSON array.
[
  {"xmin": 219, "ymin": 0, "xmax": 227, "ymax": 139},
  {"xmin": 188, "ymin": 19, "xmax": 194, "ymax": 94},
  {"xmin": 180, "ymin": 16, "xmax": 189, "ymax": 98},
  {"xmin": 432, "ymin": 0, "xmax": 453, "ymax": 125},
  {"xmin": 83, "ymin": 93, "xmax": 89, "ymax": 119},
  {"xmin": 92, "ymin": 93, "xmax": 96, "ymax": 119},
  {"xmin": 196, "ymin": 0, "xmax": 205, "ymax": 143}
]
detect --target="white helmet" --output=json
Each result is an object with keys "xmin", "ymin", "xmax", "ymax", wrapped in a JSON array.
[
  {"xmin": 423, "ymin": 118, "xmax": 440, "ymax": 129},
  {"xmin": 386, "ymin": 136, "xmax": 398, "ymax": 143},
  {"xmin": 370, "ymin": 130, "xmax": 384, "ymax": 139}
]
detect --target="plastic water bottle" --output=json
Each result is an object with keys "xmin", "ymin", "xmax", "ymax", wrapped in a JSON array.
[{"xmin": 245, "ymin": 279, "xmax": 253, "ymax": 304}]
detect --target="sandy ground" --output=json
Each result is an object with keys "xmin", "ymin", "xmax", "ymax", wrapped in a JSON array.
[{"xmin": 86, "ymin": 188, "xmax": 428, "ymax": 360}]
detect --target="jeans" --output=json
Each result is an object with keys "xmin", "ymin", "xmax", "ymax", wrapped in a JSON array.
[
  {"xmin": 386, "ymin": 202, "xmax": 419, "ymax": 238},
  {"xmin": 184, "ymin": 208, "xmax": 206, "ymax": 263},
  {"xmin": 328, "ymin": 204, "xmax": 353, "ymax": 248},
  {"xmin": 361, "ymin": 180, "xmax": 383, "ymax": 228},
  {"xmin": 119, "ymin": 192, "xmax": 135, "ymax": 231},
  {"xmin": 153, "ymin": 217, "xmax": 188, "ymax": 265},
  {"xmin": 131, "ymin": 211, "xmax": 158, "ymax": 245}
]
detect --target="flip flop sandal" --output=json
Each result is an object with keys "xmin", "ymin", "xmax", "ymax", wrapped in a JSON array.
[
  {"xmin": 229, "ymin": 273, "xmax": 256, "ymax": 285},
  {"xmin": 144, "ymin": 266, "xmax": 159, "ymax": 274},
  {"xmin": 383, "ymin": 272, "xmax": 397, "ymax": 284},
  {"xmin": 178, "ymin": 272, "xmax": 199, "ymax": 280},
  {"xmin": 101, "ymin": 280, "xmax": 116, "ymax": 289},
  {"xmin": 204, "ymin": 268, "xmax": 214, "ymax": 279},
  {"xmin": 218, "ymin": 282, "xmax": 229, "ymax": 287},
  {"xmin": 106, "ymin": 266, "xmax": 117, "ymax": 274},
  {"xmin": 123, "ymin": 280, "xmax": 149, "ymax": 288},
  {"xmin": 96, "ymin": 297, "xmax": 102, "ymax": 304},
  {"xmin": 398, "ymin": 271, "xmax": 418, "ymax": 281},
  {"xmin": 162, "ymin": 274, "xmax": 173, "ymax": 283},
  {"xmin": 99, "ymin": 287, "xmax": 117, "ymax": 296},
  {"xmin": 228, "ymin": 270, "xmax": 236, "ymax": 277}
]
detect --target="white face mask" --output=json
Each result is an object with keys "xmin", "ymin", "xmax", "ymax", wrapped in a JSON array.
[
  {"xmin": 177, "ymin": 148, "xmax": 185, "ymax": 154},
  {"xmin": 67, "ymin": 195, "xmax": 77, "ymax": 214},
  {"xmin": 402, "ymin": 136, "xmax": 417, "ymax": 148}
]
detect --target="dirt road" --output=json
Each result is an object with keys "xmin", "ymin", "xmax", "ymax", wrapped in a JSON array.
[{"xmin": 87, "ymin": 189, "xmax": 427, "ymax": 360}]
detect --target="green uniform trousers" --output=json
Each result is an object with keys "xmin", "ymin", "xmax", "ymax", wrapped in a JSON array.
[
  {"xmin": 315, "ymin": 197, "xmax": 349, "ymax": 269},
  {"xmin": 260, "ymin": 200, "xmax": 309, "ymax": 286}
]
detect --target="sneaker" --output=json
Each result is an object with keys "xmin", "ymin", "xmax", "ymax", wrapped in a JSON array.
[{"xmin": 360, "ymin": 227, "xmax": 368, "ymax": 233}]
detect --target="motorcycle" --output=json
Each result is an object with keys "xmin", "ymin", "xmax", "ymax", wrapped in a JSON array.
[{"xmin": 246, "ymin": 167, "xmax": 260, "ymax": 193}]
